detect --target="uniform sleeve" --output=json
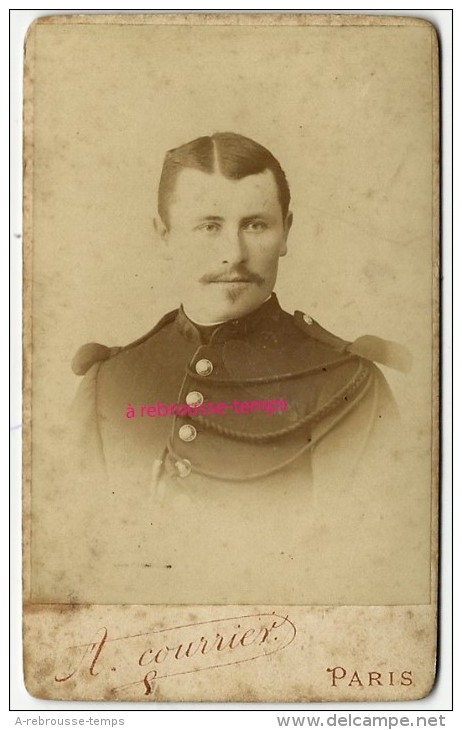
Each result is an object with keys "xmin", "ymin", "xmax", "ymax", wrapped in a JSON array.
[
  {"xmin": 311, "ymin": 360, "xmax": 400, "ymax": 485},
  {"xmin": 68, "ymin": 361, "xmax": 107, "ymax": 477}
]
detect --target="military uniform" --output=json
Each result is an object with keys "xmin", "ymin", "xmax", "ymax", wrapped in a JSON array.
[
  {"xmin": 72, "ymin": 293, "xmax": 409, "ymax": 491},
  {"xmin": 68, "ymin": 294, "xmax": 411, "ymax": 604}
]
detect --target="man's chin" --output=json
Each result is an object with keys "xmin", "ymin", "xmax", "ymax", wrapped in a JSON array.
[
  {"xmin": 184, "ymin": 286, "xmax": 269, "ymax": 323},
  {"xmin": 216, "ymin": 281, "xmax": 253, "ymax": 303},
  {"xmin": 209, "ymin": 285, "xmax": 268, "ymax": 319}
]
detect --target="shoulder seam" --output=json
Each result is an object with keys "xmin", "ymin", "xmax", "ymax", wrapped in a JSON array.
[
  {"xmin": 116, "ymin": 308, "xmax": 178, "ymax": 355},
  {"xmin": 293, "ymin": 310, "xmax": 350, "ymax": 353},
  {"xmin": 72, "ymin": 308, "xmax": 178, "ymax": 375}
]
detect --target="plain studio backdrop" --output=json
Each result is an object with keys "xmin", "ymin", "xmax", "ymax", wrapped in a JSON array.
[{"xmin": 26, "ymin": 17, "xmax": 436, "ymax": 604}]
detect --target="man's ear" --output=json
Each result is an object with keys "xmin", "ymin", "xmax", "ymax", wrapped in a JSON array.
[
  {"xmin": 279, "ymin": 211, "xmax": 293, "ymax": 257},
  {"xmin": 153, "ymin": 216, "xmax": 172, "ymax": 259},
  {"xmin": 153, "ymin": 216, "xmax": 169, "ymax": 242}
]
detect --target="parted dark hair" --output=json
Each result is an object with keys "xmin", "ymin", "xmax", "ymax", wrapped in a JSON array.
[{"xmin": 158, "ymin": 132, "xmax": 291, "ymax": 227}]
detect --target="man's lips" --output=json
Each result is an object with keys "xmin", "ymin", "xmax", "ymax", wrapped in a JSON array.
[
  {"xmin": 200, "ymin": 270, "xmax": 265, "ymax": 285},
  {"xmin": 209, "ymin": 278, "xmax": 252, "ymax": 283}
]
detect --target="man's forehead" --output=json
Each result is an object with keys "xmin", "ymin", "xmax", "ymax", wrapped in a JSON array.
[{"xmin": 168, "ymin": 167, "xmax": 281, "ymax": 217}]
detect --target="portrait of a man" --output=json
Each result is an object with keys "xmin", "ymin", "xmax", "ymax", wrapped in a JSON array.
[
  {"xmin": 65, "ymin": 131, "xmax": 415, "ymax": 606},
  {"xmin": 22, "ymin": 14, "xmax": 438, "ymax": 702},
  {"xmin": 72, "ymin": 132, "xmax": 405, "ymax": 491}
]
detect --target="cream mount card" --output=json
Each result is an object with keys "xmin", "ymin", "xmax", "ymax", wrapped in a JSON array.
[{"xmin": 23, "ymin": 13, "xmax": 439, "ymax": 702}]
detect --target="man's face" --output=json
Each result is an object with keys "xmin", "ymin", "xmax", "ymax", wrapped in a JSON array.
[{"xmin": 159, "ymin": 167, "xmax": 292, "ymax": 323}]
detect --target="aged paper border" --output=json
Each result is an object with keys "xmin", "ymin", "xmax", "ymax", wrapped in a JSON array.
[{"xmin": 21, "ymin": 12, "xmax": 440, "ymax": 704}]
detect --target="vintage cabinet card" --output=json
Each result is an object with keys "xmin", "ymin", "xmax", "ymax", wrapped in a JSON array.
[{"xmin": 22, "ymin": 13, "xmax": 439, "ymax": 702}]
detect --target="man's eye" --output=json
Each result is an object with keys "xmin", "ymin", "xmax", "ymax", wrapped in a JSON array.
[
  {"xmin": 243, "ymin": 221, "xmax": 267, "ymax": 232},
  {"xmin": 198, "ymin": 223, "xmax": 220, "ymax": 233}
]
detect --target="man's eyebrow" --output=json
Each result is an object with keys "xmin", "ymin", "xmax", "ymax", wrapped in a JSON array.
[
  {"xmin": 193, "ymin": 213, "xmax": 276, "ymax": 224},
  {"xmin": 194, "ymin": 215, "xmax": 224, "ymax": 223},
  {"xmin": 240, "ymin": 213, "xmax": 274, "ymax": 223}
]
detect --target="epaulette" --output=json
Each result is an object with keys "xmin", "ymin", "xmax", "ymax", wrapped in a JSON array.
[
  {"xmin": 71, "ymin": 309, "xmax": 178, "ymax": 376},
  {"xmin": 293, "ymin": 310, "xmax": 412, "ymax": 373}
]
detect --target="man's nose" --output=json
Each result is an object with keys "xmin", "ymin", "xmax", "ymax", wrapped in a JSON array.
[{"xmin": 221, "ymin": 226, "xmax": 248, "ymax": 265}]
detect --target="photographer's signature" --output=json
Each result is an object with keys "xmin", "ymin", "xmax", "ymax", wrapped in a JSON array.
[{"xmin": 55, "ymin": 612, "xmax": 297, "ymax": 697}]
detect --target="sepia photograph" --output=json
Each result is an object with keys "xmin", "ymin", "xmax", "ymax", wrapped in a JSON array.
[{"xmin": 22, "ymin": 12, "xmax": 439, "ymax": 702}]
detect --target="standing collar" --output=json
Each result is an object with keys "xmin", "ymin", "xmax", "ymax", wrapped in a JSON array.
[{"xmin": 174, "ymin": 293, "xmax": 285, "ymax": 343}]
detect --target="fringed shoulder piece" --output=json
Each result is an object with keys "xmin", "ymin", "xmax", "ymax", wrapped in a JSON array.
[{"xmin": 293, "ymin": 311, "xmax": 412, "ymax": 373}]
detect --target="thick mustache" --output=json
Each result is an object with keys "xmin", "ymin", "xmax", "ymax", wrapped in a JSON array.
[{"xmin": 201, "ymin": 268, "xmax": 264, "ymax": 285}]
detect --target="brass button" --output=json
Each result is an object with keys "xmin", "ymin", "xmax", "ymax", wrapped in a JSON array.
[
  {"xmin": 303, "ymin": 314, "xmax": 314, "ymax": 325},
  {"xmin": 186, "ymin": 391, "xmax": 204, "ymax": 407},
  {"xmin": 178, "ymin": 424, "xmax": 197, "ymax": 442},
  {"xmin": 175, "ymin": 459, "xmax": 192, "ymax": 478},
  {"xmin": 195, "ymin": 358, "xmax": 213, "ymax": 376}
]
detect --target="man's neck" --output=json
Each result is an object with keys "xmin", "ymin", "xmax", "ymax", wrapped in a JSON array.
[{"xmin": 182, "ymin": 295, "xmax": 273, "ymax": 328}]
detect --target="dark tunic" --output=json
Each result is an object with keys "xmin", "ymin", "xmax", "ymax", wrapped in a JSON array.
[
  {"xmin": 72, "ymin": 294, "xmax": 397, "ymax": 489},
  {"xmin": 66, "ymin": 294, "xmax": 410, "ymax": 605}
]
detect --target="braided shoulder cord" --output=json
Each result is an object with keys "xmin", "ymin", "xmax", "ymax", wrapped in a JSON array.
[
  {"xmin": 191, "ymin": 360, "xmax": 372, "ymax": 444},
  {"xmin": 185, "ymin": 353, "xmax": 353, "ymax": 385},
  {"xmin": 165, "ymin": 369, "xmax": 375, "ymax": 484}
]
